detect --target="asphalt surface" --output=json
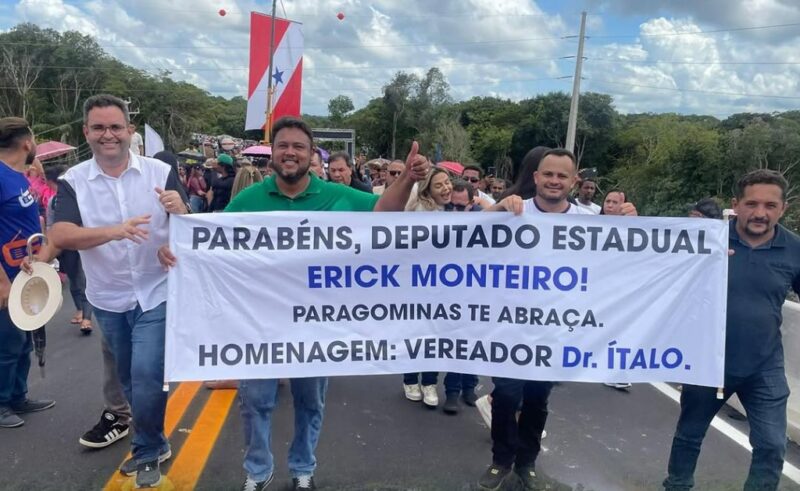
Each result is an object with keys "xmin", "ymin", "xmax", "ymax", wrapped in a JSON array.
[{"xmin": 3, "ymin": 288, "xmax": 800, "ymax": 491}]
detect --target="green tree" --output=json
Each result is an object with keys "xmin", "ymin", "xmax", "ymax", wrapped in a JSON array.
[{"xmin": 327, "ymin": 95, "xmax": 354, "ymax": 124}]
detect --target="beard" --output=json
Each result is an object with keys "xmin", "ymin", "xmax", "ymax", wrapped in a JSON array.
[
  {"xmin": 744, "ymin": 218, "xmax": 771, "ymax": 236},
  {"xmin": 275, "ymin": 160, "xmax": 310, "ymax": 184},
  {"xmin": 25, "ymin": 146, "xmax": 36, "ymax": 165},
  {"xmin": 539, "ymin": 188, "xmax": 567, "ymax": 203}
]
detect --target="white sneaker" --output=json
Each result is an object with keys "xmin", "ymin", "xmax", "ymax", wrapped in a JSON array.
[
  {"xmin": 421, "ymin": 384, "xmax": 438, "ymax": 407},
  {"xmin": 603, "ymin": 382, "xmax": 632, "ymax": 390},
  {"xmin": 476, "ymin": 394, "xmax": 492, "ymax": 427},
  {"xmin": 403, "ymin": 383, "xmax": 422, "ymax": 401}
]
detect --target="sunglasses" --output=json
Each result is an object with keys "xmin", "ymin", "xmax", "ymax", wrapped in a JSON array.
[
  {"xmin": 388, "ymin": 170, "xmax": 402, "ymax": 176},
  {"xmin": 466, "ymin": 177, "xmax": 480, "ymax": 183}
]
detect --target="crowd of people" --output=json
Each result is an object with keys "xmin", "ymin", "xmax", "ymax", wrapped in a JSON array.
[{"xmin": 0, "ymin": 92, "xmax": 799, "ymax": 491}]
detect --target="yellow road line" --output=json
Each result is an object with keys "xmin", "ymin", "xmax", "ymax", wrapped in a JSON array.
[
  {"xmin": 103, "ymin": 382, "xmax": 203, "ymax": 491},
  {"xmin": 166, "ymin": 388, "xmax": 238, "ymax": 490}
]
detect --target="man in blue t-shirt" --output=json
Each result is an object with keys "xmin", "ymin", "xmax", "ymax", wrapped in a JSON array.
[{"xmin": 0, "ymin": 117, "xmax": 55, "ymax": 429}]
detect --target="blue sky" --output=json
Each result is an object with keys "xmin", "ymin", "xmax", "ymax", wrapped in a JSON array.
[{"xmin": 2, "ymin": 0, "xmax": 799, "ymax": 118}]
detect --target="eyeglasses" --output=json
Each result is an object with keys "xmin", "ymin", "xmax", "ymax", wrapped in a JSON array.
[
  {"xmin": 388, "ymin": 170, "xmax": 402, "ymax": 176},
  {"xmin": 88, "ymin": 124, "xmax": 128, "ymax": 135},
  {"xmin": 466, "ymin": 177, "xmax": 480, "ymax": 183}
]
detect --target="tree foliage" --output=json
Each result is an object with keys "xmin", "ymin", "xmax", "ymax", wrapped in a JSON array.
[{"xmin": 2, "ymin": 23, "xmax": 798, "ymax": 230}]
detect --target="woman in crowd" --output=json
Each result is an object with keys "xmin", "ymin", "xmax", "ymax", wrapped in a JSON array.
[
  {"xmin": 401, "ymin": 167, "xmax": 454, "ymax": 407},
  {"xmin": 44, "ymin": 165, "xmax": 93, "ymax": 334},
  {"xmin": 207, "ymin": 154, "xmax": 235, "ymax": 212},
  {"xmin": 405, "ymin": 167, "xmax": 452, "ymax": 212},
  {"xmin": 500, "ymin": 146, "xmax": 550, "ymax": 201},
  {"xmin": 600, "ymin": 188, "xmax": 633, "ymax": 390},
  {"xmin": 186, "ymin": 166, "xmax": 208, "ymax": 213},
  {"xmin": 178, "ymin": 165, "xmax": 189, "ymax": 191},
  {"xmin": 231, "ymin": 162, "xmax": 264, "ymax": 198},
  {"xmin": 600, "ymin": 189, "xmax": 628, "ymax": 216}
]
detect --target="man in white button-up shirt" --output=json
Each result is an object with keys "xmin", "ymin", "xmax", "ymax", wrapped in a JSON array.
[{"xmin": 50, "ymin": 94, "xmax": 188, "ymax": 489}]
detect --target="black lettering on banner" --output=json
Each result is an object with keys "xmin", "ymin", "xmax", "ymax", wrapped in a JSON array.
[
  {"xmin": 221, "ymin": 344, "xmax": 242, "ymax": 365},
  {"xmin": 193, "ymin": 227, "xmax": 211, "ymax": 249},
  {"xmin": 233, "ymin": 227, "xmax": 251, "ymax": 250},
  {"xmin": 246, "ymin": 343, "xmax": 267, "ymax": 364},
  {"xmin": 199, "ymin": 344, "xmax": 217, "ymax": 366}
]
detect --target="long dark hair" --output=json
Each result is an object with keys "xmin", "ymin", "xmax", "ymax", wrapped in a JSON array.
[{"xmin": 500, "ymin": 146, "xmax": 550, "ymax": 200}]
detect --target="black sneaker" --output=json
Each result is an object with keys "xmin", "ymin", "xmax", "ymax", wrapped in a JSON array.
[
  {"xmin": 515, "ymin": 465, "xmax": 537, "ymax": 490},
  {"xmin": 135, "ymin": 459, "xmax": 161, "ymax": 489},
  {"xmin": 462, "ymin": 390, "xmax": 478, "ymax": 406},
  {"xmin": 443, "ymin": 393, "xmax": 460, "ymax": 414},
  {"xmin": 10, "ymin": 398, "xmax": 55, "ymax": 413},
  {"xmin": 79, "ymin": 410, "xmax": 130, "ymax": 448},
  {"xmin": 292, "ymin": 475, "xmax": 316, "ymax": 490},
  {"xmin": 478, "ymin": 464, "xmax": 512, "ymax": 490},
  {"xmin": 241, "ymin": 474, "xmax": 273, "ymax": 491},
  {"xmin": 120, "ymin": 448, "xmax": 172, "ymax": 476},
  {"xmin": 0, "ymin": 406, "xmax": 24, "ymax": 428}
]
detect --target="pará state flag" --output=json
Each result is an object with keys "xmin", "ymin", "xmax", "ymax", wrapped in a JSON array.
[{"xmin": 245, "ymin": 12, "xmax": 303, "ymax": 131}]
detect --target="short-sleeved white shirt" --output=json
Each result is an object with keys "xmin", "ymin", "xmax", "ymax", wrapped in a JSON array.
[
  {"xmin": 56, "ymin": 152, "xmax": 173, "ymax": 312},
  {"xmin": 522, "ymin": 198, "xmax": 596, "ymax": 215}
]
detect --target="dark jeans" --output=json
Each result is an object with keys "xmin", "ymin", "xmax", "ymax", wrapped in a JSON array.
[
  {"xmin": 93, "ymin": 302, "xmax": 168, "ymax": 463},
  {"xmin": 444, "ymin": 373, "xmax": 478, "ymax": 395},
  {"xmin": 491, "ymin": 377, "xmax": 553, "ymax": 468},
  {"xmin": 403, "ymin": 372, "xmax": 438, "ymax": 386},
  {"xmin": 0, "ymin": 308, "xmax": 32, "ymax": 406},
  {"xmin": 59, "ymin": 250, "xmax": 92, "ymax": 321},
  {"xmin": 664, "ymin": 368, "xmax": 789, "ymax": 491}
]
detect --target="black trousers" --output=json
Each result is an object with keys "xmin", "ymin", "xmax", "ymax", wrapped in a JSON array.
[
  {"xmin": 490, "ymin": 377, "xmax": 553, "ymax": 468},
  {"xmin": 59, "ymin": 250, "xmax": 92, "ymax": 321}
]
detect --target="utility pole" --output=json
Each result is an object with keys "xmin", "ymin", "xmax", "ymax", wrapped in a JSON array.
[
  {"xmin": 565, "ymin": 11, "xmax": 587, "ymax": 156},
  {"xmin": 263, "ymin": 0, "xmax": 278, "ymax": 144}
]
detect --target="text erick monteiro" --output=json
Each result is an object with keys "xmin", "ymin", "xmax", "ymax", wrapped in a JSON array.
[{"xmin": 197, "ymin": 338, "xmax": 554, "ymax": 368}]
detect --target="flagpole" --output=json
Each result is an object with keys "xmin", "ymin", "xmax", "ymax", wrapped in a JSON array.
[{"xmin": 263, "ymin": 0, "xmax": 278, "ymax": 144}]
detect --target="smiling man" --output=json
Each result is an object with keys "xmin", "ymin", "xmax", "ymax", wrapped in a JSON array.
[
  {"xmin": 158, "ymin": 116, "xmax": 428, "ymax": 491},
  {"xmin": 483, "ymin": 148, "xmax": 636, "ymax": 491},
  {"xmin": 664, "ymin": 169, "xmax": 800, "ymax": 491},
  {"xmin": 50, "ymin": 94, "xmax": 189, "ymax": 489}
]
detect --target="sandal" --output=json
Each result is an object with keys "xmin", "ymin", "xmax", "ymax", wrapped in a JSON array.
[
  {"xmin": 70, "ymin": 312, "xmax": 83, "ymax": 325},
  {"xmin": 80, "ymin": 320, "xmax": 92, "ymax": 336}
]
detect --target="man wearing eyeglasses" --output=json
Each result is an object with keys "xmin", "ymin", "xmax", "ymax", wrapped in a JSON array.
[
  {"xmin": 372, "ymin": 160, "xmax": 405, "ymax": 196},
  {"xmin": 50, "ymin": 94, "xmax": 189, "ymax": 489}
]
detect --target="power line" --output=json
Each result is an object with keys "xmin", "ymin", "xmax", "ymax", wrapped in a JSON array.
[
  {"xmin": 587, "ymin": 22, "xmax": 800, "ymax": 39},
  {"xmin": 0, "ymin": 35, "xmax": 568, "ymax": 51},
  {"xmin": 62, "ymin": 2, "xmax": 569, "ymax": 20},
  {"xmin": 584, "ymin": 58, "xmax": 800, "ymax": 66},
  {"xmin": 0, "ymin": 76, "xmax": 570, "ymax": 95},
  {"xmin": 585, "ymin": 78, "xmax": 800, "ymax": 99},
  {"xmin": 33, "ymin": 117, "xmax": 84, "ymax": 136},
  {"xmin": 0, "ymin": 56, "xmax": 573, "ymax": 73}
]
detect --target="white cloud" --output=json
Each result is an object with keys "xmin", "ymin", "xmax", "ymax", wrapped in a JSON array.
[
  {"xmin": 583, "ymin": 16, "xmax": 800, "ymax": 116},
  {"xmin": 8, "ymin": 0, "xmax": 800, "ymax": 118}
]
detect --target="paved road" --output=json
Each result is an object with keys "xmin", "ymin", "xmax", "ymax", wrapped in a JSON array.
[{"xmin": 3, "ymin": 295, "xmax": 800, "ymax": 490}]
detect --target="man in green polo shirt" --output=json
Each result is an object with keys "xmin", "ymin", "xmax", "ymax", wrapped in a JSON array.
[
  {"xmin": 228, "ymin": 116, "xmax": 426, "ymax": 491},
  {"xmin": 664, "ymin": 169, "xmax": 800, "ymax": 491}
]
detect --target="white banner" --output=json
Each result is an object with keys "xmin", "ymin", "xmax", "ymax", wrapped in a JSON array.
[
  {"xmin": 144, "ymin": 123, "xmax": 164, "ymax": 157},
  {"xmin": 165, "ymin": 212, "xmax": 729, "ymax": 386}
]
